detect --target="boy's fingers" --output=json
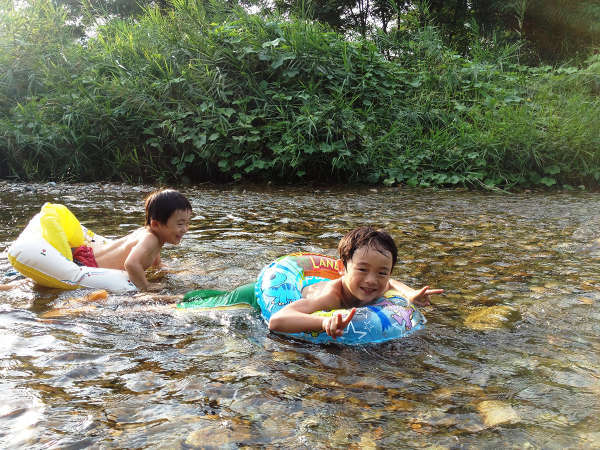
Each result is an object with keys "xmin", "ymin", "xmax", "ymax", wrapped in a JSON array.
[
  {"xmin": 327, "ymin": 317, "xmax": 334, "ymax": 332},
  {"xmin": 332, "ymin": 309, "xmax": 355, "ymax": 338},
  {"xmin": 331, "ymin": 314, "xmax": 341, "ymax": 339},
  {"xmin": 426, "ymin": 288, "xmax": 444, "ymax": 295},
  {"xmin": 327, "ymin": 315, "xmax": 337, "ymax": 339},
  {"xmin": 344, "ymin": 308, "xmax": 356, "ymax": 324},
  {"xmin": 416, "ymin": 286, "xmax": 429, "ymax": 296},
  {"xmin": 325, "ymin": 309, "xmax": 359, "ymax": 339}
]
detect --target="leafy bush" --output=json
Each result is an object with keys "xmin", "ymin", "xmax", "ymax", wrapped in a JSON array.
[{"xmin": 0, "ymin": 0, "xmax": 599, "ymax": 188}]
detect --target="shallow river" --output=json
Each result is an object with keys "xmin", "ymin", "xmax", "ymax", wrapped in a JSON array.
[{"xmin": 1, "ymin": 182, "xmax": 599, "ymax": 448}]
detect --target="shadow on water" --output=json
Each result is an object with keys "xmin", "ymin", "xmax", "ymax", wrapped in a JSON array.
[{"xmin": 1, "ymin": 181, "xmax": 600, "ymax": 448}]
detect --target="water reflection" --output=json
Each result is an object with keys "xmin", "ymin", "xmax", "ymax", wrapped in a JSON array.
[{"xmin": 1, "ymin": 181, "xmax": 599, "ymax": 448}]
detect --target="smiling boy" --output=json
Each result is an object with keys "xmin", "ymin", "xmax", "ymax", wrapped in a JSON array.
[{"xmin": 268, "ymin": 226, "xmax": 443, "ymax": 339}]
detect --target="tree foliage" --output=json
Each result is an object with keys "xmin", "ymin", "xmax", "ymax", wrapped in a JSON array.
[
  {"xmin": 271, "ymin": 0, "xmax": 600, "ymax": 62},
  {"xmin": 523, "ymin": 0, "xmax": 600, "ymax": 61},
  {"xmin": 45, "ymin": 0, "xmax": 600, "ymax": 62}
]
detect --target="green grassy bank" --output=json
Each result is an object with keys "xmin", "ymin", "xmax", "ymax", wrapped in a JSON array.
[{"xmin": 1, "ymin": 0, "xmax": 599, "ymax": 189}]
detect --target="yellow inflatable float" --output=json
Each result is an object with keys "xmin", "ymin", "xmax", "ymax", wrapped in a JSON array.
[{"xmin": 7, "ymin": 203, "xmax": 137, "ymax": 292}]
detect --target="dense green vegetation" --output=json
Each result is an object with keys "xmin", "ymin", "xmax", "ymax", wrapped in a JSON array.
[
  {"xmin": 1, "ymin": 0, "xmax": 599, "ymax": 188},
  {"xmin": 53, "ymin": 0, "xmax": 600, "ymax": 64}
]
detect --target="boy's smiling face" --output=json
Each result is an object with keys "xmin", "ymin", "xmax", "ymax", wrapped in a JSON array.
[
  {"xmin": 341, "ymin": 245, "xmax": 393, "ymax": 305},
  {"xmin": 152, "ymin": 209, "xmax": 191, "ymax": 245}
]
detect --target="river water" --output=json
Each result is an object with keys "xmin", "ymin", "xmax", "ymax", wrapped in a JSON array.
[{"xmin": 1, "ymin": 182, "xmax": 599, "ymax": 448}]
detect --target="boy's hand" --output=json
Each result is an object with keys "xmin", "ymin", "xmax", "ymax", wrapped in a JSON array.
[
  {"xmin": 409, "ymin": 286, "xmax": 444, "ymax": 307},
  {"xmin": 321, "ymin": 308, "xmax": 356, "ymax": 339}
]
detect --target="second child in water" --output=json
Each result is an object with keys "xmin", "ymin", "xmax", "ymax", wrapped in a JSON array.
[
  {"xmin": 268, "ymin": 226, "xmax": 443, "ymax": 339},
  {"xmin": 91, "ymin": 189, "xmax": 192, "ymax": 291}
]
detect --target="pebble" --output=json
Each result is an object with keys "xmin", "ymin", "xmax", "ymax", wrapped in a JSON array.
[{"xmin": 477, "ymin": 400, "xmax": 520, "ymax": 427}]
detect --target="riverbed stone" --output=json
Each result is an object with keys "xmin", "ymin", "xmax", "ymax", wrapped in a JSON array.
[
  {"xmin": 358, "ymin": 432, "xmax": 378, "ymax": 449},
  {"xmin": 476, "ymin": 400, "xmax": 520, "ymax": 427},
  {"xmin": 384, "ymin": 398, "xmax": 415, "ymax": 411},
  {"xmin": 184, "ymin": 416, "xmax": 253, "ymax": 447},
  {"xmin": 464, "ymin": 305, "xmax": 518, "ymax": 330},
  {"xmin": 572, "ymin": 218, "xmax": 600, "ymax": 241}
]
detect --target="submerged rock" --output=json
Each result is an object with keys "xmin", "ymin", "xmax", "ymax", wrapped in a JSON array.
[
  {"xmin": 184, "ymin": 416, "xmax": 253, "ymax": 447},
  {"xmin": 464, "ymin": 305, "xmax": 519, "ymax": 330},
  {"xmin": 476, "ymin": 400, "xmax": 520, "ymax": 427},
  {"xmin": 584, "ymin": 238, "xmax": 600, "ymax": 256},
  {"xmin": 572, "ymin": 217, "xmax": 600, "ymax": 241}
]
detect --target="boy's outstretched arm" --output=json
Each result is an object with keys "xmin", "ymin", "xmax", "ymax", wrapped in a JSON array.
[
  {"xmin": 388, "ymin": 279, "xmax": 444, "ymax": 306},
  {"xmin": 269, "ymin": 296, "xmax": 352, "ymax": 336},
  {"xmin": 269, "ymin": 298, "xmax": 327, "ymax": 333}
]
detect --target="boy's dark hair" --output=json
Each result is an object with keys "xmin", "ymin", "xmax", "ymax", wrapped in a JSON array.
[
  {"xmin": 145, "ymin": 189, "xmax": 192, "ymax": 226},
  {"xmin": 338, "ymin": 226, "xmax": 398, "ymax": 269}
]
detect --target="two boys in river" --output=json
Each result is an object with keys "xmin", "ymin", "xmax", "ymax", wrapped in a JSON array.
[{"xmin": 4, "ymin": 188, "xmax": 442, "ymax": 337}]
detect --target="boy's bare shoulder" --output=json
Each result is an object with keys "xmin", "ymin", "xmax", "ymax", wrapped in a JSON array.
[
  {"xmin": 129, "ymin": 228, "xmax": 163, "ymax": 255},
  {"xmin": 134, "ymin": 227, "xmax": 158, "ymax": 241},
  {"xmin": 102, "ymin": 227, "xmax": 149, "ymax": 246},
  {"xmin": 301, "ymin": 278, "xmax": 333, "ymax": 297},
  {"xmin": 117, "ymin": 227, "xmax": 159, "ymax": 250},
  {"xmin": 127, "ymin": 226, "xmax": 154, "ymax": 240},
  {"xmin": 301, "ymin": 278, "xmax": 343, "ymax": 306}
]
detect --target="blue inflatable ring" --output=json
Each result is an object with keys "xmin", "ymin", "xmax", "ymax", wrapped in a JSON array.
[{"xmin": 255, "ymin": 252, "xmax": 426, "ymax": 345}]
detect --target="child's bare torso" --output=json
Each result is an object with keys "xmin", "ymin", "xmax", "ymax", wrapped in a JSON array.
[{"xmin": 91, "ymin": 228, "xmax": 159, "ymax": 270}]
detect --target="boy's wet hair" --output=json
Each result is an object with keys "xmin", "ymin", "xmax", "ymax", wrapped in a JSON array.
[
  {"xmin": 338, "ymin": 226, "xmax": 398, "ymax": 269},
  {"xmin": 145, "ymin": 189, "xmax": 192, "ymax": 226}
]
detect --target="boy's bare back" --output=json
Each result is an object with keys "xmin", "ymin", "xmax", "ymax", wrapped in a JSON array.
[{"xmin": 92, "ymin": 228, "xmax": 161, "ymax": 271}]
